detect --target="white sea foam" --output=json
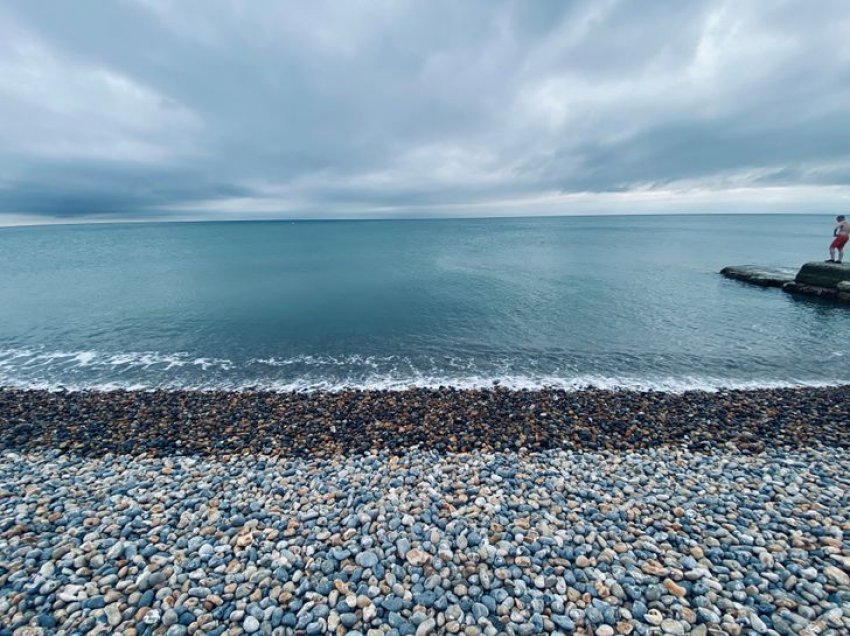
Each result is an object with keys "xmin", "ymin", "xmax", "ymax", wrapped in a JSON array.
[
  {"xmin": 254, "ymin": 374, "xmax": 843, "ymax": 394},
  {"xmin": 0, "ymin": 348, "xmax": 234, "ymax": 371},
  {"xmin": 0, "ymin": 347, "xmax": 846, "ymax": 393},
  {"xmin": 251, "ymin": 354, "xmax": 385, "ymax": 369}
]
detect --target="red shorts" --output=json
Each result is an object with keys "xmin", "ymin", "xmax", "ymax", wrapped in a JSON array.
[{"xmin": 831, "ymin": 234, "xmax": 849, "ymax": 249}]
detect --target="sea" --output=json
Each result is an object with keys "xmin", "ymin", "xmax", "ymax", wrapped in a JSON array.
[{"xmin": 1, "ymin": 214, "xmax": 848, "ymax": 393}]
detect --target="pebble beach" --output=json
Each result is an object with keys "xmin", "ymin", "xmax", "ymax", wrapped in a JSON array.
[{"xmin": 1, "ymin": 387, "xmax": 849, "ymax": 636}]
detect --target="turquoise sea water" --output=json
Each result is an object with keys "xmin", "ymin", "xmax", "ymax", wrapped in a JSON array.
[{"xmin": 1, "ymin": 215, "xmax": 848, "ymax": 391}]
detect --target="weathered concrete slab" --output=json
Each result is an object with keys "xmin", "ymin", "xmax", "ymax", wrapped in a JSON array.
[
  {"xmin": 794, "ymin": 261, "xmax": 850, "ymax": 288},
  {"xmin": 784, "ymin": 279, "xmax": 850, "ymax": 303},
  {"xmin": 720, "ymin": 265, "xmax": 796, "ymax": 288},
  {"xmin": 720, "ymin": 263, "xmax": 850, "ymax": 304},
  {"xmin": 784, "ymin": 282, "xmax": 841, "ymax": 301}
]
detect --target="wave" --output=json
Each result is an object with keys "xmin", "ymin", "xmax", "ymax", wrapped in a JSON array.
[
  {"xmin": 0, "ymin": 347, "xmax": 846, "ymax": 394},
  {"xmin": 0, "ymin": 348, "xmax": 234, "ymax": 371}
]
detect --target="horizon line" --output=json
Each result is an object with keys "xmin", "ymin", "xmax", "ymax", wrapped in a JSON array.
[{"xmin": 0, "ymin": 209, "xmax": 838, "ymax": 230}]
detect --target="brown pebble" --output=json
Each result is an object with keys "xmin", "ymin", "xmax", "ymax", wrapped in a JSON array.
[{"xmin": 664, "ymin": 579, "xmax": 687, "ymax": 597}]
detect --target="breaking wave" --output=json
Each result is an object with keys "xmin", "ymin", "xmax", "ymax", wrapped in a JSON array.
[{"xmin": 0, "ymin": 347, "xmax": 845, "ymax": 394}]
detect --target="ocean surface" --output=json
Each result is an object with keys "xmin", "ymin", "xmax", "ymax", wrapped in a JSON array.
[{"xmin": 1, "ymin": 215, "xmax": 848, "ymax": 392}]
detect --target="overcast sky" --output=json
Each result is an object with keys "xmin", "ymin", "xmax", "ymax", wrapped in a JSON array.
[{"xmin": 1, "ymin": 0, "xmax": 849, "ymax": 225}]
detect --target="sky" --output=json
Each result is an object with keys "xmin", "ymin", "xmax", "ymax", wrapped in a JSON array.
[{"xmin": 1, "ymin": 0, "xmax": 849, "ymax": 225}]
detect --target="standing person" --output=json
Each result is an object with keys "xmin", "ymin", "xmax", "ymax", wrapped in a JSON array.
[{"xmin": 828, "ymin": 215, "xmax": 850, "ymax": 263}]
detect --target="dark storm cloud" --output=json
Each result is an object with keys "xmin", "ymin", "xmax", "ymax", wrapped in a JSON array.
[{"xmin": 1, "ymin": 0, "xmax": 849, "ymax": 224}]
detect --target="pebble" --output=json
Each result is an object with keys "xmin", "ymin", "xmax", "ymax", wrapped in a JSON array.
[
  {"xmin": 162, "ymin": 608, "xmax": 178, "ymax": 627},
  {"xmin": 143, "ymin": 609, "xmax": 160, "ymax": 625},
  {"xmin": 356, "ymin": 551, "xmax": 379, "ymax": 568},
  {"xmin": 824, "ymin": 565, "xmax": 849, "ymax": 585},
  {"xmin": 105, "ymin": 603, "xmax": 122, "ymax": 626},
  {"xmin": 406, "ymin": 548, "xmax": 430, "ymax": 566},
  {"xmin": 645, "ymin": 609, "xmax": 663, "ymax": 626},
  {"xmin": 661, "ymin": 619, "xmax": 685, "ymax": 635},
  {"xmin": 416, "ymin": 618, "xmax": 436, "ymax": 635},
  {"xmin": 3, "ymin": 385, "xmax": 849, "ymax": 457},
  {"xmin": 0, "ymin": 386, "xmax": 848, "ymax": 634}
]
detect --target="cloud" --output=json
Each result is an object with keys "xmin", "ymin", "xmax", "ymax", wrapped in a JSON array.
[
  {"xmin": 0, "ymin": 0, "xmax": 848, "ymax": 224},
  {"xmin": 0, "ymin": 10, "xmax": 200, "ymax": 165}
]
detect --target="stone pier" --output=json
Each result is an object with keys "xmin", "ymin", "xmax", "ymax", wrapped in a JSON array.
[{"xmin": 721, "ymin": 262, "xmax": 850, "ymax": 303}]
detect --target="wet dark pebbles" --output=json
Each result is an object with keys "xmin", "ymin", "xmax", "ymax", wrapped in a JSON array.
[{"xmin": 1, "ymin": 385, "xmax": 848, "ymax": 458}]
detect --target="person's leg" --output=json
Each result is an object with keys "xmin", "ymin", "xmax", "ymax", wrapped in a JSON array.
[
  {"xmin": 836, "ymin": 236, "xmax": 848, "ymax": 263},
  {"xmin": 829, "ymin": 236, "xmax": 843, "ymax": 261}
]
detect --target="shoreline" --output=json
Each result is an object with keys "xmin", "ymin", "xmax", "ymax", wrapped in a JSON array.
[
  {"xmin": 4, "ymin": 376, "xmax": 847, "ymax": 395},
  {"xmin": 2, "ymin": 384, "xmax": 849, "ymax": 458}
]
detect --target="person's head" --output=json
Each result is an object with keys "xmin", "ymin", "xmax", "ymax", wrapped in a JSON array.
[{"xmin": 838, "ymin": 215, "xmax": 846, "ymax": 222}]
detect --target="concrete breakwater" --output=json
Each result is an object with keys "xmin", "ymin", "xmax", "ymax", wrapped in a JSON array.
[
  {"xmin": 721, "ymin": 263, "xmax": 850, "ymax": 303},
  {"xmin": 1, "ymin": 387, "xmax": 849, "ymax": 635}
]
